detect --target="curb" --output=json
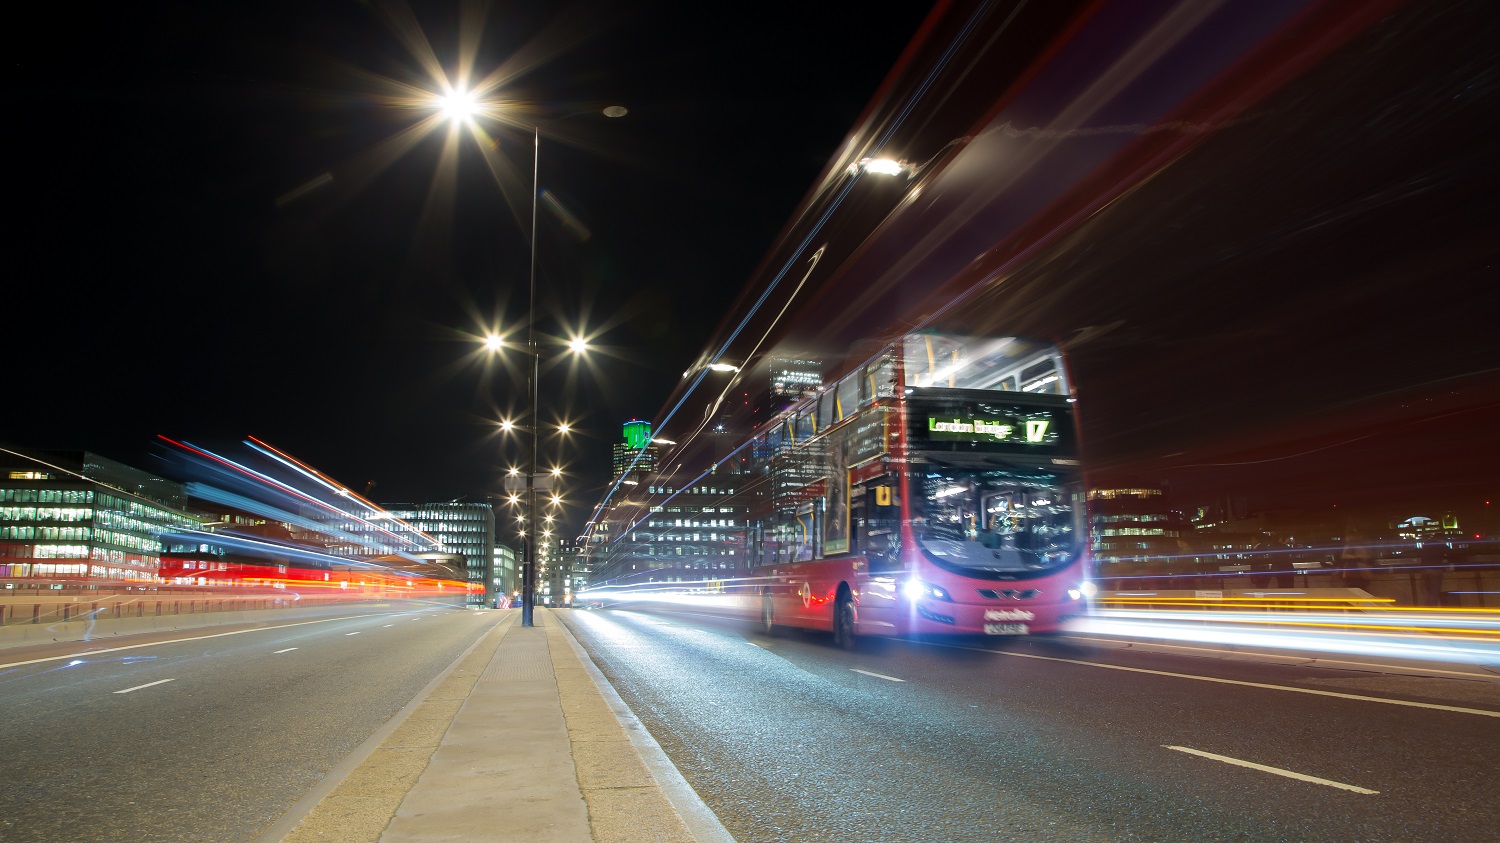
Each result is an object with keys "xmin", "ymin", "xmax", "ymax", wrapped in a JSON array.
[
  {"xmin": 259, "ymin": 608, "xmax": 731, "ymax": 842},
  {"xmin": 551, "ymin": 612, "xmax": 736, "ymax": 843},
  {"xmin": 259, "ymin": 612, "xmax": 517, "ymax": 842}
]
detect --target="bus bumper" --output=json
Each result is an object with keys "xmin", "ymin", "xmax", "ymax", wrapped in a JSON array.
[{"xmin": 906, "ymin": 598, "xmax": 1084, "ymax": 635}]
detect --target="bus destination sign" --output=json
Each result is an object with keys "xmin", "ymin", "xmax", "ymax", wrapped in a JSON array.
[
  {"xmin": 906, "ymin": 395, "xmax": 1073, "ymax": 454},
  {"xmin": 927, "ymin": 416, "xmax": 1053, "ymax": 443}
]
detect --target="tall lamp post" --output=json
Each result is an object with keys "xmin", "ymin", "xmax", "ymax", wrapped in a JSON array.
[{"xmin": 445, "ymin": 91, "xmax": 625, "ymax": 627}]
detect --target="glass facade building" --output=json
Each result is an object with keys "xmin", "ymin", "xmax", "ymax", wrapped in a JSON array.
[
  {"xmin": 379, "ymin": 503, "xmax": 497, "ymax": 605},
  {"xmin": 492, "ymin": 542, "xmax": 518, "ymax": 604},
  {"xmin": 0, "ymin": 450, "xmax": 201, "ymax": 585}
]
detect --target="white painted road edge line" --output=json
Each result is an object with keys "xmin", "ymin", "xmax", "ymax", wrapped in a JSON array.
[
  {"xmin": 115, "ymin": 678, "xmax": 176, "ymax": 694},
  {"xmin": 0, "ymin": 613, "xmax": 387, "ymax": 670},
  {"xmin": 1164, "ymin": 745, "xmax": 1379, "ymax": 794},
  {"xmin": 345, "ymin": 632, "xmax": 361, "ymax": 636},
  {"xmin": 851, "ymin": 668, "xmax": 905, "ymax": 682},
  {"xmin": 273, "ymin": 648, "xmax": 298, "ymax": 654},
  {"xmin": 942, "ymin": 643, "xmax": 1500, "ymax": 719}
]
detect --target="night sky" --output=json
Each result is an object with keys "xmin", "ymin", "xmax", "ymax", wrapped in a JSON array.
[{"xmin": 11, "ymin": 2, "xmax": 932, "ymax": 509}]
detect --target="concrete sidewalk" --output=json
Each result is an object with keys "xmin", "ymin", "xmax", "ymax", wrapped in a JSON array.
[{"xmin": 261, "ymin": 608, "xmax": 733, "ymax": 843}]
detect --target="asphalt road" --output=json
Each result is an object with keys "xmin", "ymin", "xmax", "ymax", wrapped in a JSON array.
[
  {"xmin": 560, "ymin": 606, "xmax": 1500, "ymax": 843},
  {"xmin": 0, "ymin": 602, "xmax": 493, "ymax": 843}
]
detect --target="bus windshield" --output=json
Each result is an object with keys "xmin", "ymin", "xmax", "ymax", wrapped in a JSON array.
[{"xmin": 914, "ymin": 461, "xmax": 1084, "ymax": 577}]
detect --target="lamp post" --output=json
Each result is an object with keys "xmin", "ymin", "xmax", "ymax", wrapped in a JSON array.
[{"xmin": 440, "ymin": 89, "xmax": 624, "ymax": 627}]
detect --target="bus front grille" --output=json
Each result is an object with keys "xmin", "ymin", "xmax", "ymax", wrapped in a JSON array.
[
  {"xmin": 917, "ymin": 605, "xmax": 955, "ymax": 625},
  {"xmin": 978, "ymin": 588, "xmax": 1041, "ymax": 600}
]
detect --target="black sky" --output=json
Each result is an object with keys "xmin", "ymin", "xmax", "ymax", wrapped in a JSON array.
[{"xmin": 10, "ymin": 1, "xmax": 932, "ymax": 511}]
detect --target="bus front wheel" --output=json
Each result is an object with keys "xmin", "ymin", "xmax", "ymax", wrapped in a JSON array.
[{"xmin": 760, "ymin": 594, "xmax": 776, "ymax": 635}]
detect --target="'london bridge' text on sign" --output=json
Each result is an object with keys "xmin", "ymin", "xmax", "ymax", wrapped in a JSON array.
[{"xmin": 927, "ymin": 417, "xmax": 1050, "ymax": 443}]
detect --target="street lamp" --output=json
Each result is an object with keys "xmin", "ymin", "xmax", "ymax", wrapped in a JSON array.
[{"xmin": 441, "ymin": 90, "xmax": 625, "ymax": 626}]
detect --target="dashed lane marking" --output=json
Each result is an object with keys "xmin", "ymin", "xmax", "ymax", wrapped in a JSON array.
[
  {"xmin": 851, "ymin": 668, "xmax": 905, "ymax": 683},
  {"xmin": 1163, "ymin": 745, "xmax": 1379, "ymax": 794},
  {"xmin": 114, "ymin": 678, "xmax": 176, "ymax": 695}
]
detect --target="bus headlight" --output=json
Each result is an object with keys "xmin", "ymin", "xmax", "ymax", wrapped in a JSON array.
[
  {"xmin": 1067, "ymin": 582, "xmax": 1098, "ymax": 600},
  {"xmin": 903, "ymin": 580, "xmax": 951, "ymax": 602}
]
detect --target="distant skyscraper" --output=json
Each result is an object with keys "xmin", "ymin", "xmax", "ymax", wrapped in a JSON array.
[
  {"xmin": 768, "ymin": 355, "xmax": 824, "ymax": 404},
  {"xmin": 612, "ymin": 420, "xmax": 660, "ymax": 482}
]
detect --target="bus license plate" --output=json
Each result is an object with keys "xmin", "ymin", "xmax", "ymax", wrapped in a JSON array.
[{"xmin": 985, "ymin": 623, "xmax": 1029, "ymax": 635}]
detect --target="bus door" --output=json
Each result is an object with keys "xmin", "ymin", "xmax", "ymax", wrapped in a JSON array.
[
  {"xmin": 783, "ymin": 501, "xmax": 830, "ymax": 625},
  {"xmin": 853, "ymin": 479, "xmax": 903, "ymax": 634}
]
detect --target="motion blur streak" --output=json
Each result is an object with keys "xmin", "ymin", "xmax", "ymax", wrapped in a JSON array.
[
  {"xmin": 152, "ymin": 436, "xmax": 477, "ymax": 598},
  {"xmin": 1077, "ymin": 612, "xmax": 1500, "ymax": 666},
  {"xmin": 1096, "ymin": 607, "xmax": 1500, "ymax": 638}
]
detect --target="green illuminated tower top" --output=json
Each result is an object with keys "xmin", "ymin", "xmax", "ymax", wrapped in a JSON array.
[{"xmin": 622, "ymin": 420, "xmax": 652, "ymax": 449}]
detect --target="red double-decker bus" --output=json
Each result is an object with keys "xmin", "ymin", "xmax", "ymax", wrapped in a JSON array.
[{"xmin": 586, "ymin": 332, "xmax": 1093, "ymax": 647}]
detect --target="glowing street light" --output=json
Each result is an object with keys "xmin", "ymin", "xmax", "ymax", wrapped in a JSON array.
[
  {"xmin": 683, "ymin": 359, "xmax": 741, "ymax": 378},
  {"xmin": 847, "ymin": 156, "xmax": 913, "ymax": 177},
  {"xmin": 437, "ymin": 87, "xmax": 481, "ymax": 122}
]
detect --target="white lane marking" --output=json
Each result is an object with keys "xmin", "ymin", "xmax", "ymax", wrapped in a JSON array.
[
  {"xmin": 345, "ymin": 632, "xmax": 361, "ymax": 636},
  {"xmin": 0, "ymin": 613, "xmax": 395, "ymax": 670},
  {"xmin": 851, "ymin": 668, "xmax": 905, "ymax": 683},
  {"xmin": 939, "ymin": 643, "xmax": 1500, "ymax": 719},
  {"xmin": 746, "ymin": 642, "xmax": 762, "ymax": 648},
  {"xmin": 273, "ymin": 648, "xmax": 298, "ymax": 654},
  {"xmin": 383, "ymin": 624, "xmax": 394, "ymax": 628},
  {"xmin": 114, "ymin": 678, "xmax": 175, "ymax": 695},
  {"xmin": 1163, "ymin": 745, "xmax": 1379, "ymax": 794}
]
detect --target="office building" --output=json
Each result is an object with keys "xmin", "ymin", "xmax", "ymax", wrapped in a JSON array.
[
  {"xmin": 0, "ymin": 449, "xmax": 201, "ymax": 585},
  {"xmin": 378, "ymin": 503, "xmax": 497, "ymax": 605}
]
